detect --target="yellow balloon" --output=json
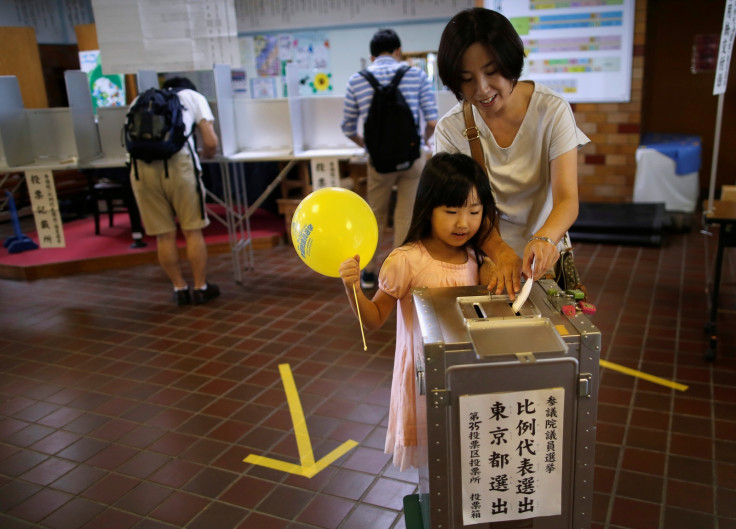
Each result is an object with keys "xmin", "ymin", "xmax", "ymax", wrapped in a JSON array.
[{"xmin": 291, "ymin": 187, "xmax": 378, "ymax": 277}]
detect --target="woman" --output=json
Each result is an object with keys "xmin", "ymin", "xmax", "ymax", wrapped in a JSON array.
[{"xmin": 434, "ymin": 7, "xmax": 590, "ymax": 300}]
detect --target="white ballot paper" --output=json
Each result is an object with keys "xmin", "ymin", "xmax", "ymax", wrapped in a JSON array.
[{"xmin": 511, "ymin": 258, "xmax": 535, "ymax": 313}]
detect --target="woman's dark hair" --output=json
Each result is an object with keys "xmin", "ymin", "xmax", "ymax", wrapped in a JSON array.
[
  {"xmin": 370, "ymin": 29, "xmax": 401, "ymax": 56},
  {"xmin": 162, "ymin": 76, "xmax": 198, "ymax": 92},
  {"xmin": 403, "ymin": 152, "xmax": 496, "ymax": 266},
  {"xmin": 437, "ymin": 8, "xmax": 525, "ymax": 101}
]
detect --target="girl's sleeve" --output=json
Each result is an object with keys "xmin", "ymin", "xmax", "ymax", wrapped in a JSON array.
[{"xmin": 378, "ymin": 250, "xmax": 413, "ymax": 300}]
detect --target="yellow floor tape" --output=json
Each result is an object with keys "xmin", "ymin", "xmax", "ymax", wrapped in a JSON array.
[
  {"xmin": 244, "ymin": 359, "xmax": 687, "ymax": 478},
  {"xmin": 600, "ymin": 359, "xmax": 689, "ymax": 392}
]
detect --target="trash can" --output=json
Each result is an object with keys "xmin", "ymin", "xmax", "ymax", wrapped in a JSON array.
[
  {"xmin": 412, "ymin": 281, "xmax": 600, "ymax": 528},
  {"xmin": 634, "ymin": 133, "xmax": 701, "ymax": 215}
]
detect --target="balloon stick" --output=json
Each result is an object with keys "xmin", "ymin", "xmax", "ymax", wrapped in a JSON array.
[{"xmin": 352, "ymin": 284, "xmax": 367, "ymax": 351}]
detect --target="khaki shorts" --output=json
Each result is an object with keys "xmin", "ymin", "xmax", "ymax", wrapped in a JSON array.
[{"xmin": 130, "ymin": 152, "xmax": 210, "ymax": 236}]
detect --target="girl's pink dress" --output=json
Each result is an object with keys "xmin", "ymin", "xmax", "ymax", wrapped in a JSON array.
[{"xmin": 378, "ymin": 241, "xmax": 479, "ymax": 470}]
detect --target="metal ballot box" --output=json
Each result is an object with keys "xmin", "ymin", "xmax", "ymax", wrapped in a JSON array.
[{"xmin": 412, "ymin": 281, "xmax": 600, "ymax": 529}]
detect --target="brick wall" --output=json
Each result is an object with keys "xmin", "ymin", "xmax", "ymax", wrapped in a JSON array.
[{"xmin": 573, "ymin": 0, "xmax": 646, "ymax": 203}]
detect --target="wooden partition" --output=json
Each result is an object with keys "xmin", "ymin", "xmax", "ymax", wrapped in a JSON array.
[{"xmin": 0, "ymin": 27, "xmax": 48, "ymax": 108}]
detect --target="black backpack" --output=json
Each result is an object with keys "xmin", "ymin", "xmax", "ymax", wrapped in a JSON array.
[
  {"xmin": 359, "ymin": 65, "xmax": 421, "ymax": 173},
  {"xmin": 124, "ymin": 87, "xmax": 193, "ymax": 175}
]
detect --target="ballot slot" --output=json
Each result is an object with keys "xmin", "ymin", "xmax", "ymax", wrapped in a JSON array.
[
  {"xmin": 457, "ymin": 294, "xmax": 541, "ymax": 322},
  {"xmin": 473, "ymin": 301, "xmax": 521, "ymax": 317}
]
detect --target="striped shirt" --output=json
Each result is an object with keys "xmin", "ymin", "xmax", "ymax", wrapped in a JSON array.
[{"xmin": 341, "ymin": 56, "xmax": 439, "ymax": 145}]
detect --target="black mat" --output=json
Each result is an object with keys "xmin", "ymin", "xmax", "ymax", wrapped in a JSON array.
[{"xmin": 569, "ymin": 202, "xmax": 666, "ymax": 246}]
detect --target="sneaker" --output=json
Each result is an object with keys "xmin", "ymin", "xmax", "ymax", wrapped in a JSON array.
[
  {"xmin": 192, "ymin": 283, "xmax": 220, "ymax": 305},
  {"xmin": 360, "ymin": 271, "xmax": 376, "ymax": 290},
  {"xmin": 174, "ymin": 288, "xmax": 191, "ymax": 306}
]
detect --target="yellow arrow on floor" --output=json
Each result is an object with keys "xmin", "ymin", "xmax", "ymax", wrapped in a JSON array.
[{"xmin": 243, "ymin": 363, "xmax": 358, "ymax": 478}]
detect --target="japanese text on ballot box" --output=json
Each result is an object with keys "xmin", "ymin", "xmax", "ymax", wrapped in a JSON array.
[{"xmin": 459, "ymin": 388, "xmax": 564, "ymax": 525}]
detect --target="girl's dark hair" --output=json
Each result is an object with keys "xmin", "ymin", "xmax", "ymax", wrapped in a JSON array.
[
  {"xmin": 403, "ymin": 152, "xmax": 496, "ymax": 266},
  {"xmin": 437, "ymin": 7, "xmax": 525, "ymax": 101}
]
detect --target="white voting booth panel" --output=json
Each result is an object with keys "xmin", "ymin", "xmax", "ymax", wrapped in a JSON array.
[
  {"xmin": 634, "ymin": 147, "xmax": 699, "ymax": 213},
  {"xmin": 65, "ymin": 70, "xmax": 102, "ymax": 164},
  {"xmin": 232, "ymin": 98, "xmax": 293, "ymax": 156},
  {"xmin": 291, "ymin": 95, "xmax": 357, "ymax": 154},
  {"xmin": 26, "ymin": 109, "xmax": 79, "ymax": 163},
  {"xmin": 96, "ymin": 106, "xmax": 128, "ymax": 160},
  {"xmin": 0, "ymin": 76, "xmax": 34, "ymax": 167},
  {"xmin": 0, "ymin": 76, "xmax": 81, "ymax": 168}
]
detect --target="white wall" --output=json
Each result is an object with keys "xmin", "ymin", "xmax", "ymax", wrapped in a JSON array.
[{"xmin": 328, "ymin": 21, "xmax": 447, "ymax": 96}]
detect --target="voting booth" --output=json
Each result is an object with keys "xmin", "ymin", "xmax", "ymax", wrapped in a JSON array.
[
  {"xmin": 633, "ymin": 133, "xmax": 701, "ymax": 214},
  {"xmin": 411, "ymin": 281, "xmax": 600, "ymax": 529}
]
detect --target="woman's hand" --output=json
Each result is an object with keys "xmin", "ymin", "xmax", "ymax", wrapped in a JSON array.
[
  {"xmin": 339, "ymin": 255, "xmax": 361, "ymax": 290},
  {"xmin": 523, "ymin": 238, "xmax": 560, "ymax": 281},
  {"xmin": 486, "ymin": 244, "xmax": 523, "ymax": 300}
]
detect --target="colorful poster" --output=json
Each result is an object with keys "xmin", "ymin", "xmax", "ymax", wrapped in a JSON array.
[
  {"xmin": 231, "ymin": 69, "xmax": 248, "ymax": 94},
  {"xmin": 254, "ymin": 35, "xmax": 280, "ymax": 77},
  {"xmin": 243, "ymin": 30, "xmax": 332, "ymax": 97},
  {"xmin": 78, "ymin": 50, "xmax": 125, "ymax": 112},
  {"xmin": 495, "ymin": 0, "xmax": 635, "ymax": 102},
  {"xmin": 250, "ymin": 77, "xmax": 277, "ymax": 99}
]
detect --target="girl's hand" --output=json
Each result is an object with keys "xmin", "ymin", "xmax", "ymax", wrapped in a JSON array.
[
  {"xmin": 523, "ymin": 239, "xmax": 560, "ymax": 281},
  {"xmin": 339, "ymin": 255, "xmax": 361, "ymax": 290}
]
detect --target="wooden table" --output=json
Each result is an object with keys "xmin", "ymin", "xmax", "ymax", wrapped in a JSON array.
[{"xmin": 703, "ymin": 200, "xmax": 736, "ymax": 360}]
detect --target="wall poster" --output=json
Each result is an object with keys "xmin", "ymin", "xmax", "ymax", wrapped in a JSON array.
[
  {"xmin": 492, "ymin": 0, "xmax": 635, "ymax": 103},
  {"xmin": 78, "ymin": 50, "xmax": 125, "ymax": 112},
  {"xmin": 241, "ymin": 30, "xmax": 332, "ymax": 97}
]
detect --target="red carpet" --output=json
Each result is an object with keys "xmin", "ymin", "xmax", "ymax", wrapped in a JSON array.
[{"xmin": 0, "ymin": 205, "xmax": 286, "ymax": 280}]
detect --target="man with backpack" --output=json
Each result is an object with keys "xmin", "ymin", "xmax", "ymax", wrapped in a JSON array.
[
  {"xmin": 126, "ymin": 76, "xmax": 220, "ymax": 306},
  {"xmin": 341, "ymin": 29, "xmax": 439, "ymax": 289}
]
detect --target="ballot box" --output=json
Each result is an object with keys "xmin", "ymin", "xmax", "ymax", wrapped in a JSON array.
[
  {"xmin": 412, "ymin": 281, "xmax": 600, "ymax": 529},
  {"xmin": 634, "ymin": 133, "xmax": 701, "ymax": 214}
]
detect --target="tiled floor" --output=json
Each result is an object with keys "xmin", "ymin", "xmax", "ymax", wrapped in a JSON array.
[{"xmin": 1, "ymin": 214, "xmax": 735, "ymax": 529}]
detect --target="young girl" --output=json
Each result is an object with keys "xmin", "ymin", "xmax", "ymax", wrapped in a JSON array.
[{"xmin": 339, "ymin": 152, "xmax": 497, "ymax": 470}]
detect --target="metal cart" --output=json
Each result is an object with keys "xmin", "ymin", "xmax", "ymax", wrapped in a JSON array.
[{"xmin": 411, "ymin": 280, "xmax": 600, "ymax": 528}]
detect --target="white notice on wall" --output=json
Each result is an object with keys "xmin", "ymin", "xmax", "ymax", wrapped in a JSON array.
[
  {"xmin": 459, "ymin": 388, "xmax": 564, "ymax": 525},
  {"xmin": 25, "ymin": 170, "xmax": 66, "ymax": 248},
  {"xmin": 310, "ymin": 158, "xmax": 340, "ymax": 190},
  {"xmin": 234, "ymin": 0, "xmax": 474, "ymax": 33},
  {"xmin": 714, "ymin": 0, "xmax": 736, "ymax": 95},
  {"xmin": 91, "ymin": 0, "xmax": 241, "ymax": 75}
]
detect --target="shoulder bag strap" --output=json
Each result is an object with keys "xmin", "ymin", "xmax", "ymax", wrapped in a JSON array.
[{"xmin": 463, "ymin": 100, "xmax": 485, "ymax": 169}]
